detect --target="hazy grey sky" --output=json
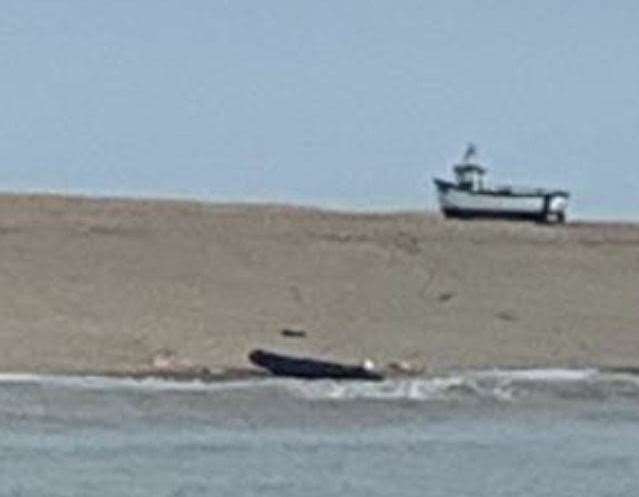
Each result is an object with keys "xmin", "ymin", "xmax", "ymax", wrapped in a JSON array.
[{"xmin": 1, "ymin": 1, "xmax": 637, "ymax": 219}]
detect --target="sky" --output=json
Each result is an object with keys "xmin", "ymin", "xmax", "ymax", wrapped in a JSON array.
[{"xmin": 0, "ymin": 1, "xmax": 638, "ymax": 220}]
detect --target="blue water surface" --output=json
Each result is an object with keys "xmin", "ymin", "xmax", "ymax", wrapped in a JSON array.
[{"xmin": 1, "ymin": 377, "xmax": 638, "ymax": 497}]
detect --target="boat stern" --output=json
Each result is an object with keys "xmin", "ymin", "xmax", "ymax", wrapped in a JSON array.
[
  {"xmin": 543, "ymin": 192, "xmax": 570, "ymax": 223},
  {"xmin": 548, "ymin": 193, "xmax": 569, "ymax": 213}
]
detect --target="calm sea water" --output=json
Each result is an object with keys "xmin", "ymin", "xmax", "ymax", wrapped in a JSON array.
[{"xmin": 1, "ymin": 371, "xmax": 639, "ymax": 497}]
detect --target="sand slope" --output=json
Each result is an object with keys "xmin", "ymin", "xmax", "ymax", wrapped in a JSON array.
[{"xmin": 0, "ymin": 194, "xmax": 637, "ymax": 373}]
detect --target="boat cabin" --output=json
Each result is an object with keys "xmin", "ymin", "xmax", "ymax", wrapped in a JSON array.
[{"xmin": 453, "ymin": 163, "xmax": 486, "ymax": 192}]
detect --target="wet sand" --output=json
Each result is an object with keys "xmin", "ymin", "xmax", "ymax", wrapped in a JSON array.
[{"xmin": 0, "ymin": 194, "xmax": 637, "ymax": 375}]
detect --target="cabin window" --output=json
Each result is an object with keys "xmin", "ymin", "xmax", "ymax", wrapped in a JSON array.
[
  {"xmin": 455, "ymin": 169, "xmax": 484, "ymax": 191},
  {"xmin": 459, "ymin": 181, "xmax": 473, "ymax": 191}
]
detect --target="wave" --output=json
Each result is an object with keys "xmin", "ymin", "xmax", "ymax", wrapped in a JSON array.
[
  {"xmin": 1, "ymin": 368, "xmax": 638, "ymax": 402},
  {"xmin": 288, "ymin": 369, "xmax": 606, "ymax": 402}
]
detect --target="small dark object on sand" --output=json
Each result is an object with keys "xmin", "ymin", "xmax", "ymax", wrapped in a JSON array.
[
  {"xmin": 496, "ymin": 310, "xmax": 518, "ymax": 322},
  {"xmin": 438, "ymin": 292, "xmax": 455, "ymax": 302},
  {"xmin": 281, "ymin": 328, "xmax": 307, "ymax": 338},
  {"xmin": 249, "ymin": 349, "xmax": 384, "ymax": 381}
]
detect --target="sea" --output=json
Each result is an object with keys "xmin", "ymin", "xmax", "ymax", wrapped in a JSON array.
[{"xmin": 1, "ymin": 369, "xmax": 639, "ymax": 497}]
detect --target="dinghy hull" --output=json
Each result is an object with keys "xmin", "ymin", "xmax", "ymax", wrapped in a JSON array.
[{"xmin": 248, "ymin": 350, "xmax": 384, "ymax": 381}]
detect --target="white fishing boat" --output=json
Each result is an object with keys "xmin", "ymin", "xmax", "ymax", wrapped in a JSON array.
[{"xmin": 433, "ymin": 146, "xmax": 570, "ymax": 223}]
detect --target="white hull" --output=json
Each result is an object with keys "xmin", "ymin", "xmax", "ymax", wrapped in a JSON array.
[
  {"xmin": 434, "ymin": 180, "xmax": 569, "ymax": 222},
  {"xmin": 439, "ymin": 188, "xmax": 548, "ymax": 213}
]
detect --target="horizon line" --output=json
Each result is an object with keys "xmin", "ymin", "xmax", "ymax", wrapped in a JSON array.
[{"xmin": 0, "ymin": 186, "xmax": 634, "ymax": 223}]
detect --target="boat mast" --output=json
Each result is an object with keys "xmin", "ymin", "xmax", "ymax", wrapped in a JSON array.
[{"xmin": 463, "ymin": 143, "xmax": 477, "ymax": 163}]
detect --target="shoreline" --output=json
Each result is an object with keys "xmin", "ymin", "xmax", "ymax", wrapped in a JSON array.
[{"xmin": 2, "ymin": 363, "xmax": 639, "ymax": 386}]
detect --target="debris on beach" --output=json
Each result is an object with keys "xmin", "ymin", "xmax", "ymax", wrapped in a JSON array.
[
  {"xmin": 386, "ymin": 360, "xmax": 423, "ymax": 375},
  {"xmin": 438, "ymin": 292, "xmax": 455, "ymax": 303},
  {"xmin": 281, "ymin": 328, "xmax": 308, "ymax": 338},
  {"xmin": 147, "ymin": 349, "xmax": 211, "ymax": 377}
]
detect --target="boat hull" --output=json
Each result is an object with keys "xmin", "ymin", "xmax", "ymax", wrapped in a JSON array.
[{"xmin": 434, "ymin": 179, "xmax": 569, "ymax": 222}]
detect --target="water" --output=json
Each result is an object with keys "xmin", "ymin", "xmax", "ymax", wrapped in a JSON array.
[{"xmin": 1, "ymin": 370, "xmax": 639, "ymax": 496}]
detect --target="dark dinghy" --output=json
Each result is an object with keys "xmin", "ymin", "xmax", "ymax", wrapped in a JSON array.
[{"xmin": 248, "ymin": 349, "xmax": 384, "ymax": 381}]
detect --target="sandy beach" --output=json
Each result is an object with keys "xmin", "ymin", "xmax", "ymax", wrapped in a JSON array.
[{"xmin": 0, "ymin": 193, "xmax": 636, "ymax": 375}]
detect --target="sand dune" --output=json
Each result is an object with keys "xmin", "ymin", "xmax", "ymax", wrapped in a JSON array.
[{"xmin": 0, "ymin": 194, "xmax": 637, "ymax": 374}]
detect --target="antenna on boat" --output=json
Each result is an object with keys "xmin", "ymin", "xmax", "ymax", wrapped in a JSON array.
[{"xmin": 462, "ymin": 143, "xmax": 477, "ymax": 163}]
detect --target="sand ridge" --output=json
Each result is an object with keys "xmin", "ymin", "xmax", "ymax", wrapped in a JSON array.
[{"xmin": 0, "ymin": 193, "xmax": 637, "ymax": 374}]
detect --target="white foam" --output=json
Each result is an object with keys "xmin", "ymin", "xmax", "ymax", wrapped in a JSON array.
[
  {"xmin": 0, "ymin": 368, "xmax": 632, "ymax": 403},
  {"xmin": 471, "ymin": 368, "xmax": 599, "ymax": 382},
  {"xmin": 0, "ymin": 373, "xmax": 50, "ymax": 383},
  {"xmin": 0, "ymin": 372, "xmax": 279, "ymax": 392},
  {"xmin": 0, "ymin": 372, "xmax": 497, "ymax": 401},
  {"xmin": 285, "ymin": 369, "xmax": 606, "ymax": 402},
  {"xmin": 288, "ymin": 376, "xmax": 487, "ymax": 401}
]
